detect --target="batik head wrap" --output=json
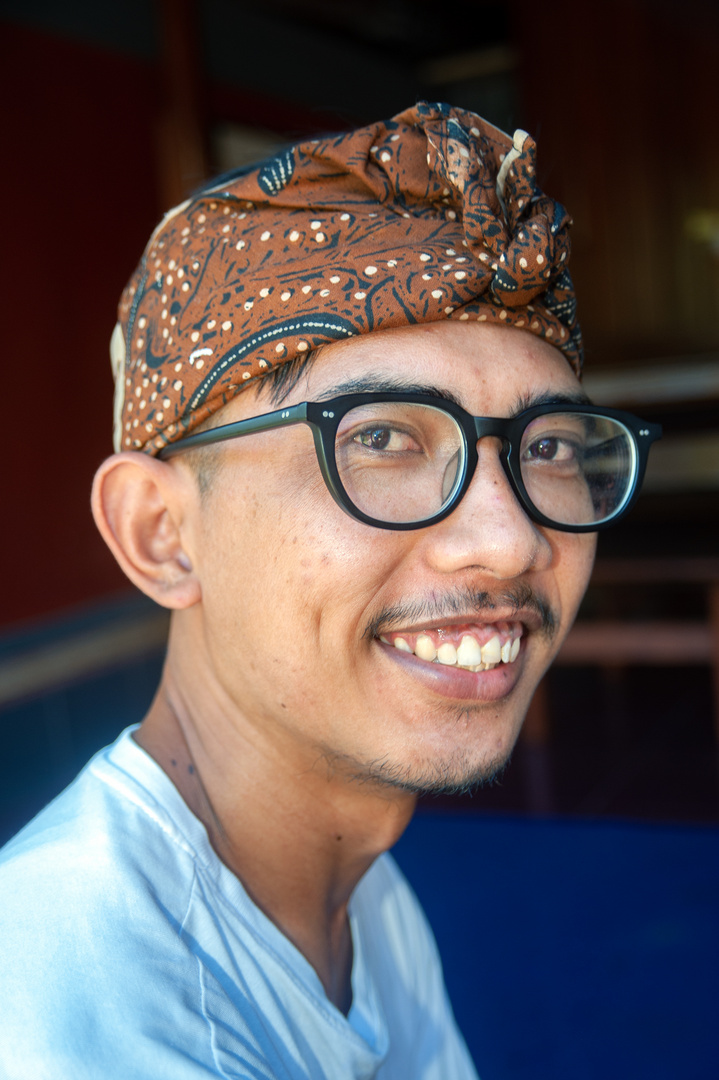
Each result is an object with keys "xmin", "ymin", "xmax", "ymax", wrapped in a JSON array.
[{"xmin": 112, "ymin": 101, "xmax": 582, "ymax": 454}]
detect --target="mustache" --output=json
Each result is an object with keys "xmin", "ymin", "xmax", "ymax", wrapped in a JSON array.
[{"xmin": 363, "ymin": 582, "xmax": 557, "ymax": 641}]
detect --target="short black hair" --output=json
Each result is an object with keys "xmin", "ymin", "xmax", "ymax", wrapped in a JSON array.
[{"xmin": 183, "ymin": 348, "xmax": 319, "ymax": 496}]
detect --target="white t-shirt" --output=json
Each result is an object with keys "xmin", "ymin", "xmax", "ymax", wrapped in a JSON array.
[{"xmin": 0, "ymin": 728, "xmax": 478, "ymax": 1080}]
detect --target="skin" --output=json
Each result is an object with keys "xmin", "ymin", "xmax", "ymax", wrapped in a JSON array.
[{"xmin": 92, "ymin": 320, "xmax": 596, "ymax": 1015}]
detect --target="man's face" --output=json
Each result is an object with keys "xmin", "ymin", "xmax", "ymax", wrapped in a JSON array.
[{"xmin": 180, "ymin": 321, "xmax": 596, "ymax": 794}]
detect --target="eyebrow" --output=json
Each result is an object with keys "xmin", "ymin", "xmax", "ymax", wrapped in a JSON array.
[
  {"xmin": 509, "ymin": 388, "xmax": 594, "ymax": 416},
  {"xmin": 317, "ymin": 376, "xmax": 592, "ymax": 415},
  {"xmin": 317, "ymin": 376, "xmax": 464, "ymax": 407}
]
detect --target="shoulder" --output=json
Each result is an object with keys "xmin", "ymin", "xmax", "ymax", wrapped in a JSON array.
[
  {"xmin": 352, "ymin": 853, "xmax": 479, "ymax": 1079},
  {"xmin": 357, "ymin": 851, "xmax": 438, "ymax": 937},
  {"xmin": 0, "ymin": 729, "xmax": 198, "ymax": 926},
  {"xmin": 353, "ymin": 851, "xmax": 443, "ymax": 982},
  {"xmin": 0, "ymin": 732, "xmax": 212, "ymax": 1079}
]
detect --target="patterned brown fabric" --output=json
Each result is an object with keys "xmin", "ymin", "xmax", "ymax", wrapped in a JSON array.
[{"xmin": 113, "ymin": 101, "xmax": 582, "ymax": 454}]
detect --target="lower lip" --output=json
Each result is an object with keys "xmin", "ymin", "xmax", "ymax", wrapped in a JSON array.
[{"xmin": 376, "ymin": 638, "xmax": 525, "ymax": 702}]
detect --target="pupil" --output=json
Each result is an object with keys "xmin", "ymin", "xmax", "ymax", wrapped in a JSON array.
[
  {"xmin": 369, "ymin": 429, "xmax": 390, "ymax": 449},
  {"xmin": 536, "ymin": 438, "xmax": 556, "ymax": 458}
]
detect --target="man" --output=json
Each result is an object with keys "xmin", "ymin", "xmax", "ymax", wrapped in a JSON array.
[{"xmin": 0, "ymin": 102, "xmax": 659, "ymax": 1078}]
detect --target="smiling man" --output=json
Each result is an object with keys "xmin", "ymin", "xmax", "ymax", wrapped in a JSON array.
[{"xmin": 0, "ymin": 103, "xmax": 659, "ymax": 1078}]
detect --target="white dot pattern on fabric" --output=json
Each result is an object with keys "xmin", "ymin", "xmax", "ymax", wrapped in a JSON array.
[{"xmin": 116, "ymin": 102, "xmax": 581, "ymax": 453}]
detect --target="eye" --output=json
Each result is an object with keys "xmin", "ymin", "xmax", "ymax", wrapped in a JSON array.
[
  {"xmin": 354, "ymin": 427, "xmax": 421, "ymax": 452},
  {"xmin": 523, "ymin": 434, "xmax": 581, "ymax": 463}
]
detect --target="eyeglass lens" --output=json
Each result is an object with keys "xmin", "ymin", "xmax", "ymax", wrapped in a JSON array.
[{"xmin": 334, "ymin": 402, "xmax": 638, "ymax": 527}]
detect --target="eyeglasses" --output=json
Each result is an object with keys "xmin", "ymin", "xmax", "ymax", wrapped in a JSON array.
[{"xmin": 159, "ymin": 392, "xmax": 662, "ymax": 533}]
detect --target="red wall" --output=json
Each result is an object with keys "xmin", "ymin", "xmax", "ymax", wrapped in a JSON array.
[
  {"xmin": 0, "ymin": 21, "xmax": 352, "ymax": 631},
  {"xmin": 1, "ymin": 23, "xmax": 162, "ymax": 627}
]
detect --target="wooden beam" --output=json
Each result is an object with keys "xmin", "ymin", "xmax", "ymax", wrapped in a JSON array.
[
  {"xmin": 558, "ymin": 621, "xmax": 712, "ymax": 666},
  {"xmin": 155, "ymin": 0, "xmax": 208, "ymax": 207},
  {"xmin": 0, "ymin": 612, "xmax": 169, "ymax": 709}
]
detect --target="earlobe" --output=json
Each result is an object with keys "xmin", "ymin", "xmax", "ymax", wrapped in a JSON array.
[{"xmin": 91, "ymin": 453, "xmax": 201, "ymax": 609}]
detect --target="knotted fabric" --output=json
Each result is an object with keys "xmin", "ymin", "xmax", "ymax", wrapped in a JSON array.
[{"xmin": 113, "ymin": 101, "xmax": 582, "ymax": 454}]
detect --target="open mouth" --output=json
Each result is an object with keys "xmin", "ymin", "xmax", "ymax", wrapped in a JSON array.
[{"xmin": 378, "ymin": 621, "xmax": 522, "ymax": 672}]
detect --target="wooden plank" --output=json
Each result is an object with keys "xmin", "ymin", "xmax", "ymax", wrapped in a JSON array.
[
  {"xmin": 591, "ymin": 558, "xmax": 719, "ymax": 585},
  {"xmin": 557, "ymin": 621, "xmax": 712, "ymax": 665},
  {"xmin": 582, "ymin": 357, "xmax": 719, "ymax": 407},
  {"xmin": 155, "ymin": 0, "xmax": 208, "ymax": 206},
  {"xmin": 0, "ymin": 612, "xmax": 170, "ymax": 709}
]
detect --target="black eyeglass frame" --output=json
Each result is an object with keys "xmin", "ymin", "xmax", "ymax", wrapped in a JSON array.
[{"xmin": 158, "ymin": 392, "xmax": 662, "ymax": 533}]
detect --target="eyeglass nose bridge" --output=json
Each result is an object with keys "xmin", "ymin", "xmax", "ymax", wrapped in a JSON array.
[
  {"xmin": 463, "ymin": 414, "xmax": 527, "ymax": 514},
  {"xmin": 471, "ymin": 416, "xmax": 514, "ymax": 442},
  {"xmin": 469, "ymin": 416, "xmax": 517, "ymax": 469}
]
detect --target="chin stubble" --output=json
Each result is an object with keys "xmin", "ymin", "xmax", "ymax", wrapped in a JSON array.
[
  {"xmin": 351, "ymin": 745, "xmax": 513, "ymax": 797},
  {"xmin": 312, "ymin": 586, "xmax": 556, "ymax": 798},
  {"xmin": 318, "ymin": 698, "xmax": 521, "ymax": 798}
]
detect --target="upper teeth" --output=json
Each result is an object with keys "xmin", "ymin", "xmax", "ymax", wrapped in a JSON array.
[{"xmin": 380, "ymin": 631, "xmax": 521, "ymax": 671}]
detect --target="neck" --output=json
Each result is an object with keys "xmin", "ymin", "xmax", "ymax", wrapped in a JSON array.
[{"xmin": 134, "ymin": 633, "xmax": 416, "ymax": 1013}]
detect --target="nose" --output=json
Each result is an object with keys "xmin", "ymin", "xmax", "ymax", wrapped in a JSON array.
[{"xmin": 421, "ymin": 437, "xmax": 553, "ymax": 580}]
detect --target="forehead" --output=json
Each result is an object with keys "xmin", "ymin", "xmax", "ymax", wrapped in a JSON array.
[{"xmin": 293, "ymin": 321, "xmax": 583, "ymax": 414}]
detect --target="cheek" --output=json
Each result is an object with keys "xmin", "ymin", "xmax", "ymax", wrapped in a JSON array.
[
  {"xmin": 195, "ymin": 458, "xmax": 406, "ymax": 656},
  {"xmin": 550, "ymin": 532, "xmax": 596, "ymax": 630}
]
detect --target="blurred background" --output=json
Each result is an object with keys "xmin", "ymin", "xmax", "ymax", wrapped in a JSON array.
[{"xmin": 1, "ymin": 1, "xmax": 717, "ymax": 1077}]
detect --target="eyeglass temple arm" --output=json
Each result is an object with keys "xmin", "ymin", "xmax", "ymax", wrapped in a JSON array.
[{"xmin": 158, "ymin": 402, "xmax": 309, "ymax": 458}]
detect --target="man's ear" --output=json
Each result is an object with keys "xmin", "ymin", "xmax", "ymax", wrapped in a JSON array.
[{"xmin": 91, "ymin": 452, "xmax": 201, "ymax": 609}]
